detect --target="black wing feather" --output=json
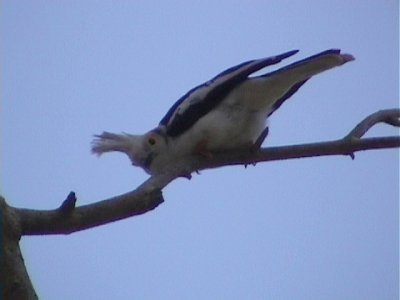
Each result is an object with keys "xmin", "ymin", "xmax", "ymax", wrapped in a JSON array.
[
  {"xmin": 260, "ymin": 49, "xmax": 341, "ymax": 78},
  {"xmin": 262, "ymin": 49, "xmax": 342, "ymax": 116},
  {"xmin": 160, "ymin": 50, "xmax": 299, "ymax": 137}
]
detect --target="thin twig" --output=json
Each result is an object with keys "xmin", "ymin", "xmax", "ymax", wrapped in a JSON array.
[
  {"xmin": 58, "ymin": 192, "xmax": 77, "ymax": 214},
  {"xmin": 346, "ymin": 109, "xmax": 400, "ymax": 139}
]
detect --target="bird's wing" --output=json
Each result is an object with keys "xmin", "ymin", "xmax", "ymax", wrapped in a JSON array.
[
  {"xmin": 159, "ymin": 50, "xmax": 299, "ymax": 137},
  {"xmin": 241, "ymin": 49, "xmax": 354, "ymax": 117},
  {"xmin": 263, "ymin": 50, "xmax": 339, "ymax": 117}
]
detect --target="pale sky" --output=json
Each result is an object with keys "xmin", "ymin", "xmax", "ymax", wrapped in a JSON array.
[{"xmin": 2, "ymin": 1, "xmax": 399, "ymax": 299}]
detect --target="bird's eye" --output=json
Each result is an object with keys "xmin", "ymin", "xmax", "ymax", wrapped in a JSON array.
[{"xmin": 148, "ymin": 137, "xmax": 156, "ymax": 146}]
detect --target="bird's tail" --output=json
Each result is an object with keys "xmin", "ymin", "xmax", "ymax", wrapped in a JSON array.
[
  {"xmin": 91, "ymin": 132, "xmax": 133, "ymax": 155},
  {"xmin": 264, "ymin": 49, "xmax": 354, "ymax": 82},
  {"xmin": 245, "ymin": 49, "xmax": 354, "ymax": 115}
]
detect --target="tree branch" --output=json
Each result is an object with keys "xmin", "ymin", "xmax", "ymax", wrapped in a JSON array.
[
  {"xmin": 19, "ymin": 181, "xmax": 166, "ymax": 235},
  {"xmin": 2, "ymin": 108, "xmax": 399, "ymax": 299},
  {"xmin": 14, "ymin": 108, "xmax": 399, "ymax": 236},
  {"xmin": 345, "ymin": 108, "xmax": 400, "ymax": 138},
  {"xmin": 1, "ymin": 197, "xmax": 38, "ymax": 299}
]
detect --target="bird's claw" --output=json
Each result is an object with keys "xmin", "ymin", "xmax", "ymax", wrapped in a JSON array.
[
  {"xmin": 244, "ymin": 161, "xmax": 257, "ymax": 168},
  {"xmin": 252, "ymin": 127, "xmax": 269, "ymax": 150},
  {"xmin": 180, "ymin": 173, "xmax": 192, "ymax": 180},
  {"xmin": 180, "ymin": 170, "xmax": 201, "ymax": 180}
]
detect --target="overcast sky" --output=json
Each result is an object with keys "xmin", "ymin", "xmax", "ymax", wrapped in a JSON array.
[{"xmin": 2, "ymin": 1, "xmax": 399, "ymax": 299}]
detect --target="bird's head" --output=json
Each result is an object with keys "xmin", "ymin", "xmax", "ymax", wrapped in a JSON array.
[
  {"xmin": 92, "ymin": 130, "xmax": 168, "ymax": 174},
  {"xmin": 128, "ymin": 131, "xmax": 169, "ymax": 173}
]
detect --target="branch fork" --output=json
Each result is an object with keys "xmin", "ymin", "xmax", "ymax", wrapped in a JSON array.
[{"xmin": 1, "ymin": 108, "xmax": 399, "ymax": 299}]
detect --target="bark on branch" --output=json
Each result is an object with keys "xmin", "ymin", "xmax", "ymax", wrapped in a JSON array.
[
  {"xmin": 1, "ymin": 108, "xmax": 399, "ymax": 298},
  {"xmin": 1, "ymin": 197, "xmax": 38, "ymax": 300}
]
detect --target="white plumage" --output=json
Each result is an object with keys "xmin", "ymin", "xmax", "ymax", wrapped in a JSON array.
[{"xmin": 92, "ymin": 49, "xmax": 354, "ymax": 174}]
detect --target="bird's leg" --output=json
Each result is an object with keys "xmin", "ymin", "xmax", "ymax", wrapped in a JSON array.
[
  {"xmin": 193, "ymin": 139, "xmax": 213, "ymax": 159},
  {"xmin": 252, "ymin": 127, "xmax": 269, "ymax": 150},
  {"xmin": 175, "ymin": 140, "xmax": 212, "ymax": 179},
  {"xmin": 244, "ymin": 127, "xmax": 269, "ymax": 168}
]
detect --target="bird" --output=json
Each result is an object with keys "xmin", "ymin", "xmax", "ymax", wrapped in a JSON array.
[{"xmin": 92, "ymin": 49, "xmax": 354, "ymax": 175}]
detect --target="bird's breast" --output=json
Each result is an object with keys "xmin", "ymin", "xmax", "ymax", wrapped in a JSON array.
[{"xmin": 170, "ymin": 105, "xmax": 267, "ymax": 154}]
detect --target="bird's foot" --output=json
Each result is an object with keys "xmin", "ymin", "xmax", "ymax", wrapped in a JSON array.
[
  {"xmin": 252, "ymin": 127, "xmax": 269, "ymax": 151},
  {"xmin": 193, "ymin": 139, "xmax": 213, "ymax": 159},
  {"xmin": 179, "ymin": 170, "xmax": 201, "ymax": 180},
  {"xmin": 180, "ymin": 173, "xmax": 192, "ymax": 180},
  {"xmin": 243, "ymin": 128, "xmax": 269, "ymax": 168},
  {"xmin": 244, "ymin": 161, "xmax": 257, "ymax": 168}
]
